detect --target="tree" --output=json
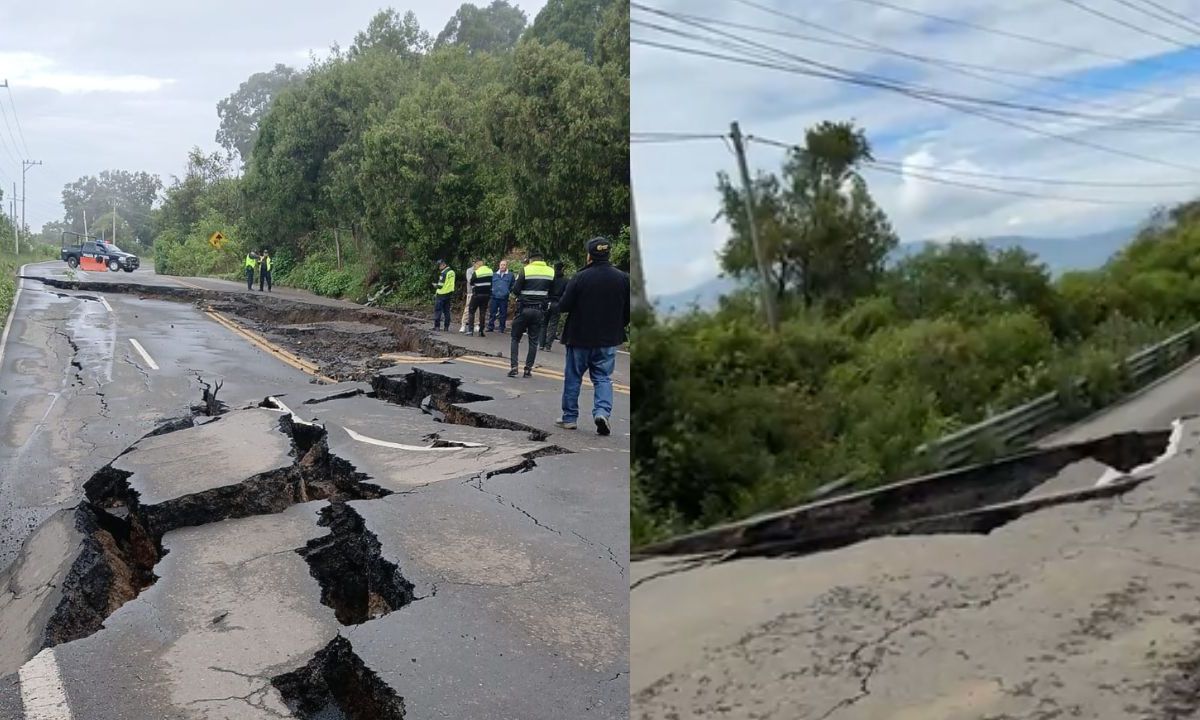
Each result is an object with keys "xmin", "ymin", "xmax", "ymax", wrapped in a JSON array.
[
  {"xmin": 436, "ymin": 1, "xmax": 527, "ymax": 53},
  {"xmin": 718, "ymin": 121, "xmax": 897, "ymax": 309},
  {"xmin": 60, "ymin": 170, "xmax": 162, "ymax": 242},
  {"xmin": 216, "ymin": 64, "xmax": 302, "ymax": 165},
  {"xmin": 349, "ymin": 9, "xmax": 431, "ymax": 59},
  {"xmin": 525, "ymin": 0, "xmax": 615, "ymax": 61}
]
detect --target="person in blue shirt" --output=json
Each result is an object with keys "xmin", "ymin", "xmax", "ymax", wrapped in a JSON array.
[{"xmin": 487, "ymin": 259, "xmax": 516, "ymax": 333}]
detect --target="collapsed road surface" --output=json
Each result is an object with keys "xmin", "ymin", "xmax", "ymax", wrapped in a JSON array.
[
  {"xmin": 632, "ymin": 355, "xmax": 1200, "ymax": 720},
  {"xmin": 0, "ymin": 263, "xmax": 629, "ymax": 718}
]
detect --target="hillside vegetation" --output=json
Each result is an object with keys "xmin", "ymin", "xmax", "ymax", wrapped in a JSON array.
[
  {"xmin": 631, "ymin": 120, "xmax": 1200, "ymax": 546},
  {"xmin": 37, "ymin": 1, "xmax": 630, "ymax": 306}
]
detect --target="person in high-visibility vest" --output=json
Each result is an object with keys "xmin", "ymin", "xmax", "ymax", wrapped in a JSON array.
[
  {"xmin": 508, "ymin": 252, "xmax": 555, "ymax": 378},
  {"xmin": 244, "ymin": 251, "xmax": 259, "ymax": 290},
  {"xmin": 467, "ymin": 260, "xmax": 493, "ymax": 337},
  {"xmin": 431, "ymin": 259, "xmax": 456, "ymax": 331},
  {"xmin": 259, "ymin": 249, "xmax": 273, "ymax": 292}
]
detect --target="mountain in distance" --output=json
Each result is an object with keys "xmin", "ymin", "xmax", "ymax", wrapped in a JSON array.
[
  {"xmin": 889, "ymin": 225, "xmax": 1137, "ymax": 276},
  {"xmin": 653, "ymin": 225, "xmax": 1138, "ymax": 314}
]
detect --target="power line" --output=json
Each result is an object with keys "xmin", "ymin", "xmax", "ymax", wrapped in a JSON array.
[
  {"xmin": 636, "ymin": 128, "xmax": 1200, "ymax": 188},
  {"xmin": 838, "ymin": 0, "xmax": 1190, "ymax": 68},
  {"xmin": 0, "ymin": 85, "xmax": 23, "ymax": 163},
  {"xmin": 632, "ymin": 9, "xmax": 1200, "ymax": 134},
  {"xmin": 1056, "ymin": 0, "xmax": 1194, "ymax": 48},
  {"xmin": 665, "ymin": 7, "xmax": 1200, "ymax": 106},
  {"xmin": 5, "ymin": 85, "xmax": 31, "ymax": 157},
  {"xmin": 722, "ymin": 0, "xmax": 1200, "ymax": 124},
  {"xmin": 630, "ymin": 31, "xmax": 1200, "ymax": 173},
  {"xmin": 746, "ymin": 134, "xmax": 1163, "ymax": 205},
  {"xmin": 1124, "ymin": 0, "xmax": 1200, "ymax": 36}
]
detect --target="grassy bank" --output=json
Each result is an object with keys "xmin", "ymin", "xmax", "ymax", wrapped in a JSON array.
[{"xmin": 0, "ymin": 246, "xmax": 59, "ymax": 322}]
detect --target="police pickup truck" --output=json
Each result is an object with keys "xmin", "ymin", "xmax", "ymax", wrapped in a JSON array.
[{"xmin": 61, "ymin": 236, "xmax": 141, "ymax": 272}]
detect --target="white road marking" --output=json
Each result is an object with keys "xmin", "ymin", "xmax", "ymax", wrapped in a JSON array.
[
  {"xmin": 343, "ymin": 426, "xmax": 479, "ymax": 451},
  {"xmin": 19, "ymin": 648, "xmax": 74, "ymax": 720},
  {"xmin": 0, "ymin": 263, "xmax": 29, "ymax": 372},
  {"xmin": 128, "ymin": 338, "xmax": 158, "ymax": 371},
  {"xmin": 98, "ymin": 296, "xmax": 113, "ymax": 313},
  {"xmin": 263, "ymin": 396, "xmax": 319, "ymax": 427}
]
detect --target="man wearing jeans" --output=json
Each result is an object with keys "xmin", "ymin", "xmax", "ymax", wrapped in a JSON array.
[
  {"xmin": 487, "ymin": 260, "xmax": 514, "ymax": 332},
  {"xmin": 555, "ymin": 237, "xmax": 630, "ymax": 436}
]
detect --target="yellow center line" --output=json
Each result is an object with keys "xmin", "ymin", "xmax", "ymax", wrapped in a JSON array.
[
  {"xmin": 206, "ymin": 310, "xmax": 336, "ymax": 383},
  {"xmin": 451, "ymin": 354, "xmax": 630, "ymax": 394}
]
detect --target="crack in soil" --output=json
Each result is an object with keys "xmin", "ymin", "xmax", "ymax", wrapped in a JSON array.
[
  {"xmin": 370, "ymin": 367, "xmax": 550, "ymax": 441},
  {"xmin": 297, "ymin": 503, "xmax": 415, "ymax": 626},
  {"xmin": 272, "ymin": 635, "xmax": 406, "ymax": 719}
]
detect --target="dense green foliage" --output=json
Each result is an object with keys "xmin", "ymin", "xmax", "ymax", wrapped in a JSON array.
[
  {"xmin": 148, "ymin": 1, "xmax": 627, "ymax": 304},
  {"xmin": 632, "ymin": 121, "xmax": 1200, "ymax": 546},
  {"xmin": 1, "ymin": 246, "xmax": 60, "ymax": 321}
]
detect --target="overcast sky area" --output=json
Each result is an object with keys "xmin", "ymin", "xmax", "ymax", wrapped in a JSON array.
[
  {"xmin": 0, "ymin": 0, "xmax": 545, "ymax": 238},
  {"xmin": 633, "ymin": 0, "xmax": 1200, "ymax": 297}
]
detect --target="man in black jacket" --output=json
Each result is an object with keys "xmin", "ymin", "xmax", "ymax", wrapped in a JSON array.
[{"xmin": 555, "ymin": 237, "xmax": 630, "ymax": 436}]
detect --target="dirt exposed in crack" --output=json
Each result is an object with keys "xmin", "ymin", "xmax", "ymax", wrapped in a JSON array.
[
  {"xmin": 297, "ymin": 502, "xmax": 415, "ymax": 626},
  {"xmin": 370, "ymin": 367, "xmax": 550, "ymax": 441},
  {"xmin": 639, "ymin": 428, "xmax": 1173, "ymax": 560},
  {"xmin": 41, "ymin": 503, "xmax": 160, "ymax": 647},
  {"xmin": 272, "ymin": 635, "xmax": 406, "ymax": 719},
  {"xmin": 24, "ymin": 275, "xmax": 462, "ymax": 381},
  {"xmin": 41, "ymin": 397, "xmax": 398, "ymax": 653}
]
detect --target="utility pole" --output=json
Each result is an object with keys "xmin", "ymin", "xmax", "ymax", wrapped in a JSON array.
[
  {"xmin": 630, "ymin": 186, "xmax": 649, "ymax": 314},
  {"xmin": 20, "ymin": 160, "xmax": 41, "ymax": 250},
  {"xmin": 112, "ymin": 199, "xmax": 117, "ymax": 244},
  {"xmin": 82, "ymin": 209, "xmax": 88, "ymax": 238},
  {"xmin": 729, "ymin": 122, "xmax": 779, "ymax": 331},
  {"xmin": 11, "ymin": 183, "xmax": 17, "ymax": 254}
]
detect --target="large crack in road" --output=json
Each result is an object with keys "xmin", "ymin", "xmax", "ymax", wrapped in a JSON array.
[{"xmin": 2, "ymin": 271, "xmax": 628, "ymax": 718}]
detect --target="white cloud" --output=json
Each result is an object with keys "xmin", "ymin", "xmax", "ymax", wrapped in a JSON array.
[
  {"xmin": 634, "ymin": 0, "xmax": 1200, "ymax": 295},
  {"xmin": 0, "ymin": 52, "xmax": 172, "ymax": 94}
]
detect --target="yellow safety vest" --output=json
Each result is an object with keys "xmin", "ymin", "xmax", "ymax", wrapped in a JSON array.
[
  {"xmin": 244, "ymin": 255, "xmax": 256, "ymax": 269},
  {"xmin": 436, "ymin": 268, "xmax": 456, "ymax": 295}
]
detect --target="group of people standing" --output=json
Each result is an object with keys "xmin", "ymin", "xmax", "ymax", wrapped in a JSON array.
[
  {"xmin": 432, "ymin": 237, "xmax": 629, "ymax": 436},
  {"xmin": 243, "ymin": 250, "xmax": 273, "ymax": 292}
]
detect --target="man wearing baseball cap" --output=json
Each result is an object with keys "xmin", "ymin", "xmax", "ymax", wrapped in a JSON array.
[{"xmin": 554, "ymin": 236, "xmax": 629, "ymax": 436}]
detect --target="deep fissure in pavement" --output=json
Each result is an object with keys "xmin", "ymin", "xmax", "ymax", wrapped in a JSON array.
[
  {"xmin": 640, "ymin": 428, "xmax": 1174, "ymax": 560},
  {"xmin": 370, "ymin": 367, "xmax": 550, "ymax": 441},
  {"xmin": 40, "ymin": 407, "xmax": 397, "ymax": 653},
  {"xmin": 42, "ymin": 503, "xmax": 160, "ymax": 647},
  {"xmin": 272, "ymin": 636, "xmax": 406, "ymax": 720},
  {"xmin": 297, "ymin": 503, "xmax": 415, "ymax": 625},
  {"xmin": 24, "ymin": 276, "xmax": 459, "ymax": 380}
]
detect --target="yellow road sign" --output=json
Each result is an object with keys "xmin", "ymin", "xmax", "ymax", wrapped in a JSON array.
[{"xmin": 208, "ymin": 231, "xmax": 226, "ymax": 249}]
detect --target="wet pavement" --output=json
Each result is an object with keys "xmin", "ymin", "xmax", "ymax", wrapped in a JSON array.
[
  {"xmin": 632, "ymin": 357, "xmax": 1200, "ymax": 719},
  {"xmin": 0, "ymin": 262, "xmax": 628, "ymax": 718}
]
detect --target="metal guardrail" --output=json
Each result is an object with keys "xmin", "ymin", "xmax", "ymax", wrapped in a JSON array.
[{"xmin": 916, "ymin": 321, "xmax": 1200, "ymax": 470}]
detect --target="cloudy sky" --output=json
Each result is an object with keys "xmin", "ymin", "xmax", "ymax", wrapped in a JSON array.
[
  {"xmin": 0, "ymin": 0, "xmax": 545, "ymax": 237},
  {"xmin": 632, "ymin": 0, "xmax": 1200, "ymax": 297}
]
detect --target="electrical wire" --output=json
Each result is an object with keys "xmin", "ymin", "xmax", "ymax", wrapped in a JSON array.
[
  {"xmin": 5, "ymin": 85, "xmax": 31, "ymax": 158},
  {"xmin": 632, "ymin": 9, "xmax": 1200, "ymax": 134},
  {"xmin": 747, "ymin": 134, "xmax": 1165, "ymax": 204},
  {"xmin": 667, "ymin": 7, "xmax": 1197, "ymax": 105},
  {"xmin": 838, "ymin": 0, "xmax": 1191, "ymax": 68},
  {"xmin": 721, "ymin": 0, "xmax": 1200, "ymax": 123},
  {"xmin": 1124, "ymin": 0, "xmax": 1200, "ymax": 36},
  {"xmin": 630, "ymin": 32, "xmax": 1200, "ymax": 173},
  {"xmin": 1056, "ymin": 0, "xmax": 1193, "ymax": 48}
]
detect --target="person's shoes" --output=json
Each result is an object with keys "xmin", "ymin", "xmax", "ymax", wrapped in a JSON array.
[
  {"xmin": 479, "ymin": 333, "xmax": 485, "ymax": 338},
  {"xmin": 595, "ymin": 416, "xmax": 611, "ymax": 436},
  {"xmin": 467, "ymin": 331, "xmax": 475, "ymax": 337},
  {"xmin": 507, "ymin": 368, "xmax": 519, "ymax": 378},
  {"xmin": 522, "ymin": 368, "xmax": 532, "ymax": 378},
  {"xmin": 459, "ymin": 326, "xmax": 467, "ymax": 334},
  {"xmin": 555, "ymin": 418, "xmax": 578, "ymax": 430},
  {"xmin": 486, "ymin": 326, "xmax": 495, "ymax": 332}
]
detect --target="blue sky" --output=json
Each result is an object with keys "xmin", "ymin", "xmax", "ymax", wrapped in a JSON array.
[
  {"xmin": 0, "ymin": 1, "xmax": 546, "ymax": 236},
  {"xmin": 633, "ymin": 0, "xmax": 1200, "ymax": 297}
]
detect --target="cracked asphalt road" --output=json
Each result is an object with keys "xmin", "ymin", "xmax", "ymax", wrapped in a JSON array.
[
  {"xmin": 632, "ymin": 358, "xmax": 1200, "ymax": 720},
  {"xmin": 0, "ymin": 263, "xmax": 628, "ymax": 718}
]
